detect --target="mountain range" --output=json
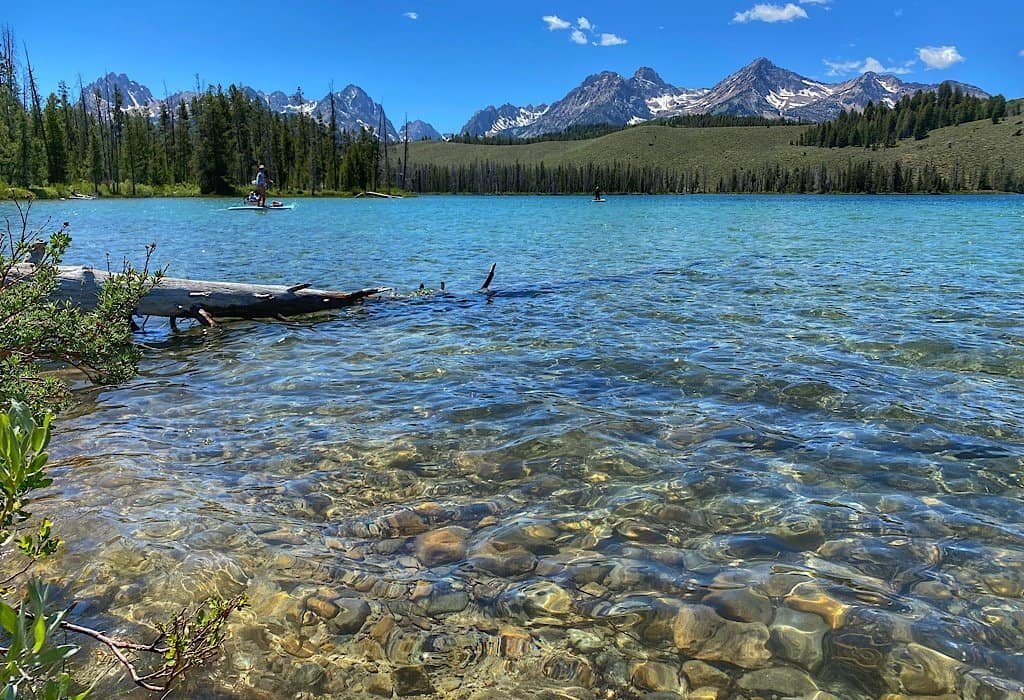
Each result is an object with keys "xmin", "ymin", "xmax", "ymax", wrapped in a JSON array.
[
  {"xmin": 461, "ymin": 58, "xmax": 989, "ymax": 138},
  {"xmin": 80, "ymin": 58, "xmax": 988, "ymax": 143},
  {"xmin": 82, "ymin": 73, "xmax": 408, "ymax": 141}
]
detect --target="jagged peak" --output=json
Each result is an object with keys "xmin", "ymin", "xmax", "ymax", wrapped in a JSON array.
[
  {"xmin": 747, "ymin": 57, "xmax": 776, "ymax": 70},
  {"xmin": 580, "ymin": 70, "xmax": 624, "ymax": 87},
  {"xmin": 632, "ymin": 67, "xmax": 665, "ymax": 82}
]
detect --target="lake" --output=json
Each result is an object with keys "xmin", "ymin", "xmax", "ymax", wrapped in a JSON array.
[{"xmin": 12, "ymin": 194, "xmax": 1024, "ymax": 698}]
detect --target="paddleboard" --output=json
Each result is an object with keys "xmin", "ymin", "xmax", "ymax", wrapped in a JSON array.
[
  {"xmin": 227, "ymin": 204, "xmax": 294, "ymax": 211},
  {"xmin": 592, "ymin": 198, "xmax": 607, "ymax": 203}
]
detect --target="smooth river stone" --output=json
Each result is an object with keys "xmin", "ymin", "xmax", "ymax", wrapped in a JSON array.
[
  {"xmin": 673, "ymin": 604, "xmax": 771, "ymax": 669},
  {"xmin": 521, "ymin": 580, "xmax": 574, "ymax": 618},
  {"xmin": 411, "ymin": 580, "xmax": 470, "ymax": 615},
  {"xmin": 393, "ymin": 665, "xmax": 436, "ymax": 696},
  {"xmin": 288, "ymin": 661, "xmax": 326, "ymax": 690},
  {"xmin": 567, "ymin": 629, "xmax": 605, "ymax": 653},
  {"xmin": 892, "ymin": 643, "xmax": 964, "ymax": 695},
  {"xmin": 382, "ymin": 508, "xmax": 429, "ymax": 536},
  {"xmin": 737, "ymin": 666, "xmax": 819, "ymax": 696},
  {"xmin": 305, "ymin": 596, "xmax": 339, "ymax": 620},
  {"xmin": 630, "ymin": 661, "xmax": 684, "ymax": 693},
  {"xmin": 784, "ymin": 581, "xmax": 851, "ymax": 629},
  {"xmin": 703, "ymin": 587, "xmax": 773, "ymax": 624},
  {"xmin": 330, "ymin": 597, "xmax": 371, "ymax": 635},
  {"xmin": 414, "ymin": 526, "xmax": 470, "ymax": 566},
  {"xmin": 769, "ymin": 606, "xmax": 828, "ymax": 671},
  {"xmin": 766, "ymin": 513, "xmax": 826, "ymax": 550},
  {"xmin": 365, "ymin": 673, "xmax": 394, "ymax": 697},
  {"xmin": 467, "ymin": 540, "xmax": 537, "ymax": 576},
  {"xmin": 961, "ymin": 669, "xmax": 1024, "ymax": 700},
  {"xmin": 682, "ymin": 660, "xmax": 731, "ymax": 689}
]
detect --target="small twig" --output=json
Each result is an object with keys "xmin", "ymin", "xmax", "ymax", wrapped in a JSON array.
[{"xmin": 58, "ymin": 621, "xmax": 166, "ymax": 692}]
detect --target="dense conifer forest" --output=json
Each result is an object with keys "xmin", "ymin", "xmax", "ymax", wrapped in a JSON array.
[
  {"xmin": 798, "ymin": 84, "xmax": 1014, "ymax": 148},
  {"xmin": 0, "ymin": 29, "xmax": 387, "ymax": 196}
]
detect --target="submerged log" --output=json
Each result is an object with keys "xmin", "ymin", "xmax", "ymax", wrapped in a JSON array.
[{"xmin": 13, "ymin": 264, "xmax": 388, "ymax": 325}]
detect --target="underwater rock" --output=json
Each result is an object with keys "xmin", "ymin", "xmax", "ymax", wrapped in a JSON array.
[
  {"xmin": 892, "ymin": 643, "xmax": 964, "ymax": 695},
  {"xmin": 630, "ymin": 660, "xmax": 683, "ymax": 693},
  {"xmin": 393, "ymin": 665, "xmax": 436, "ymax": 696},
  {"xmin": 500, "ymin": 580, "xmax": 574, "ymax": 622},
  {"xmin": 682, "ymin": 660, "xmax": 731, "ymax": 689},
  {"xmin": 288, "ymin": 661, "xmax": 326, "ymax": 690},
  {"xmin": 365, "ymin": 672, "xmax": 394, "ymax": 697},
  {"xmin": 467, "ymin": 540, "xmax": 537, "ymax": 576},
  {"xmin": 784, "ymin": 581, "xmax": 851, "ymax": 629},
  {"xmin": 737, "ymin": 666, "xmax": 819, "ymax": 696},
  {"xmin": 689, "ymin": 688, "xmax": 721, "ymax": 700},
  {"xmin": 769, "ymin": 606, "xmax": 828, "ymax": 671},
  {"xmin": 305, "ymin": 596, "xmax": 339, "ymax": 621},
  {"xmin": 383, "ymin": 508, "xmax": 429, "ymax": 537},
  {"xmin": 542, "ymin": 652, "xmax": 594, "ymax": 687},
  {"xmin": 704, "ymin": 587, "xmax": 773, "ymax": 625},
  {"xmin": 961, "ymin": 668, "xmax": 1024, "ymax": 700},
  {"xmin": 568, "ymin": 629, "xmax": 606, "ymax": 653},
  {"xmin": 673, "ymin": 604, "xmax": 771, "ymax": 669},
  {"xmin": 411, "ymin": 580, "xmax": 470, "ymax": 615},
  {"xmin": 330, "ymin": 597, "xmax": 371, "ymax": 635},
  {"xmin": 766, "ymin": 513, "xmax": 826, "ymax": 551},
  {"xmin": 278, "ymin": 636, "xmax": 317, "ymax": 658},
  {"xmin": 493, "ymin": 626, "xmax": 535, "ymax": 658},
  {"xmin": 414, "ymin": 526, "xmax": 470, "ymax": 566}
]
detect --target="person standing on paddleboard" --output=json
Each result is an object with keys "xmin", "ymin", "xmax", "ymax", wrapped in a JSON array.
[{"xmin": 255, "ymin": 164, "xmax": 272, "ymax": 207}]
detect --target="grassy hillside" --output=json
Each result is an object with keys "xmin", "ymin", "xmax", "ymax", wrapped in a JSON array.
[{"xmin": 403, "ymin": 116, "xmax": 1024, "ymax": 192}]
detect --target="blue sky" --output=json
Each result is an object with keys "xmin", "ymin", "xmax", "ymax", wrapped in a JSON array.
[{"xmin": 6, "ymin": 0, "xmax": 1023, "ymax": 133}]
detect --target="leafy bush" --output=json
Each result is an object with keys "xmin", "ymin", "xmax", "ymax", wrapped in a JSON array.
[{"xmin": 0, "ymin": 198, "xmax": 244, "ymax": 697}]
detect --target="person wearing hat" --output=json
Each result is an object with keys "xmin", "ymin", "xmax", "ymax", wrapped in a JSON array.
[{"xmin": 254, "ymin": 164, "xmax": 270, "ymax": 207}]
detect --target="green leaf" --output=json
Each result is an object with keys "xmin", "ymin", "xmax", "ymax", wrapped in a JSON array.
[
  {"xmin": 32, "ymin": 610, "xmax": 46, "ymax": 652},
  {"xmin": 33, "ymin": 645, "xmax": 78, "ymax": 667},
  {"xmin": 0, "ymin": 600, "xmax": 18, "ymax": 635}
]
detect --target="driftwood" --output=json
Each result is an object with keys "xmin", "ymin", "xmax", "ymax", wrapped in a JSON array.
[
  {"xmin": 14, "ymin": 264, "xmax": 388, "ymax": 327},
  {"xmin": 354, "ymin": 191, "xmax": 403, "ymax": 199}
]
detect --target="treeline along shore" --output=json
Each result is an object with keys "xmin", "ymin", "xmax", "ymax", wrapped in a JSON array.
[{"xmin": 2, "ymin": 24, "xmax": 1021, "ymax": 198}]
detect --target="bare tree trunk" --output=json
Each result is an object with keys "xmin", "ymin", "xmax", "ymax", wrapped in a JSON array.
[
  {"xmin": 402, "ymin": 112, "xmax": 408, "ymax": 190},
  {"xmin": 12, "ymin": 264, "xmax": 388, "ymax": 325}
]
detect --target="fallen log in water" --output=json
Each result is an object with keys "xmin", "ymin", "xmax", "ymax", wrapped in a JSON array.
[{"xmin": 13, "ymin": 263, "xmax": 389, "ymax": 327}]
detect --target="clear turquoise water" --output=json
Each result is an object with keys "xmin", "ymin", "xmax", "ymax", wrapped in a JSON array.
[{"xmin": 12, "ymin": 195, "xmax": 1024, "ymax": 698}]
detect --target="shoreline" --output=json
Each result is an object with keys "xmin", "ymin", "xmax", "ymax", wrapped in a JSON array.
[{"xmin": 6, "ymin": 188, "xmax": 1020, "ymax": 201}]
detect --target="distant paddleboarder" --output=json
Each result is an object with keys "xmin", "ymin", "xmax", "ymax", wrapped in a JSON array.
[
  {"xmin": 594, "ymin": 185, "xmax": 602, "ymax": 201},
  {"xmin": 254, "ymin": 164, "xmax": 273, "ymax": 207}
]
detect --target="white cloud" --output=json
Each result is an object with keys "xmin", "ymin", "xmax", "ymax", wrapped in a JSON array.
[
  {"xmin": 733, "ymin": 3, "xmax": 809, "ymax": 23},
  {"xmin": 402, "ymin": 11, "xmax": 418, "ymax": 20},
  {"xmin": 917, "ymin": 45, "xmax": 965, "ymax": 69},
  {"xmin": 542, "ymin": 15, "xmax": 571, "ymax": 30},
  {"xmin": 545, "ymin": 13, "xmax": 626, "ymax": 47},
  {"xmin": 594, "ymin": 33, "xmax": 627, "ymax": 46},
  {"xmin": 824, "ymin": 56, "xmax": 914, "ymax": 76}
]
